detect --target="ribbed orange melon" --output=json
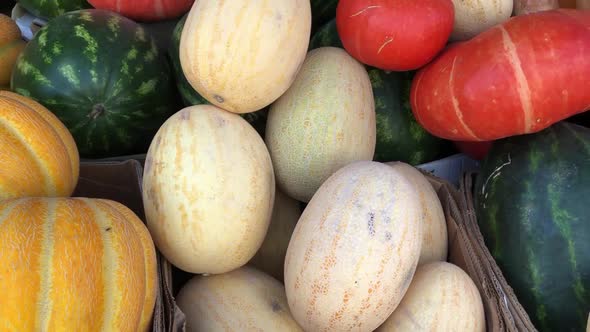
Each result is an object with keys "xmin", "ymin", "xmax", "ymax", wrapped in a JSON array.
[
  {"xmin": 0, "ymin": 14, "xmax": 26, "ymax": 86},
  {"xmin": 0, "ymin": 197, "xmax": 158, "ymax": 332},
  {"xmin": 0, "ymin": 91, "xmax": 79, "ymax": 199}
]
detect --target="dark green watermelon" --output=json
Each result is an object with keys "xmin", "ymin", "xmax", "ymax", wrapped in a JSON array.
[
  {"xmin": 474, "ymin": 121, "xmax": 590, "ymax": 332},
  {"xmin": 18, "ymin": 0, "xmax": 91, "ymax": 20},
  {"xmin": 310, "ymin": 19, "xmax": 451, "ymax": 165},
  {"xmin": 168, "ymin": 13, "xmax": 268, "ymax": 137},
  {"xmin": 310, "ymin": 0, "xmax": 338, "ymax": 34},
  {"xmin": 11, "ymin": 9, "xmax": 176, "ymax": 158}
]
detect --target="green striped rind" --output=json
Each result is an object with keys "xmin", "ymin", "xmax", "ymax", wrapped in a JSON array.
[
  {"xmin": 474, "ymin": 121, "xmax": 590, "ymax": 332},
  {"xmin": 309, "ymin": 19, "xmax": 450, "ymax": 165},
  {"xmin": 168, "ymin": 13, "xmax": 268, "ymax": 137},
  {"xmin": 18, "ymin": 0, "xmax": 91, "ymax": 20},
  {"xmin": 310, "ymin": 0, "xmax": 338, "ymax": 34},
  {"xmin": 11, "ymin": 9, "xmax": 176, "ymax": 158}
]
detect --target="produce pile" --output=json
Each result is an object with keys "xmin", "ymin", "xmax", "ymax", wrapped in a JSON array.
[{"xmin": 0, "ymin": 0, "xmax": 589, "ymax": 331}]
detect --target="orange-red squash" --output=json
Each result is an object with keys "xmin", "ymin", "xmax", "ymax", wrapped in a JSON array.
[
  {"xmin": 87, "ymin": 0, "xmax": 194, "ymax": 21},
  {"xmin": 0, "ymin": 91, "xmax": 79, "ymax": 199},
  {"xmin": 0, "ymin": 197, "xmax": 158, "ymax": 332},
  {"xmin": 411, "ymin": 9, "xmax": 590, "ymax": 141}
]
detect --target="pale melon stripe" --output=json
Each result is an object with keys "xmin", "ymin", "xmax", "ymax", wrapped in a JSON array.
[
  {"xmin": 85, "ymin": 198, "xmax": 117, "ymax": 331},
  {"xmin": 36, "ymin": 199, "xmax": 57, "ymax": 331}
]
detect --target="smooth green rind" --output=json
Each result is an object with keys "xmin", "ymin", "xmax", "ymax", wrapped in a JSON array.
[
  {"xmin": 310, "ymin": 0, "xmax": 338, "ymax": 34},
  {"xmin": 309, "ymin": 19, "xmax": 450, "ymax": 165},
  {"xmin": 168, "ymin": 13, "xmax": 268, "ymax": 137},
  {"xmin": 474, "ymin": 122, "xmax": 590, "ymax": 332},
  {"xmin": 18, "ymin": 0, "xmax": 91, "ymax": 20},
  {"xmin": 11, "ymin": 9, "xmax": 176, "ymax": 158}
]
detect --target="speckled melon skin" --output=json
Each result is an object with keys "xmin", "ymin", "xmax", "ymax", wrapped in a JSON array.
[
  {"xmin": 265, "ymin": 47, "xmax": 376, "ymax": 203},
  {"xmin": 284, "ymin": 161, "xmax": 423, "ymax": 331},
  {"xmin": 176, "ymin": 266, "xmax": 303, "ymax": 331},
  {"xmin": 376, "ymin": 262, "xmax": 485, "ymax": 332},
  {"xmin": 142, "ymin": 105, "xmax": 276, "ymax": 275},
  {"xmin": 386, "ymin": 161, "xmax": 448, "ymax": 265}
]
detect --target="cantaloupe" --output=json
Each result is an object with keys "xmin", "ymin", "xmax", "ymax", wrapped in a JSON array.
[
  {"xmin": 142, "ymin": 105, "xmax": 276, "ymax": 275},
  {"xmin": 0, "ymin": 91, "xmax": 79, "ymax": 199},
  {"xmin": 0, "ymin": 197, "xmax": 158, "ymax": 332},
  {"xmin": 248, "ymin": 187, "xmax": 301, "ymax": 282},
  {"xmin": 449, "ymin": 0, "xmax": 513, "ymax": 41},
  {"xmin": 266, "ymin": 47, "xmax": 376, "ymax": 203},
  {"xmin": 176, "ymin": 266, "xmax": 303, "ymax": 331},
  {"xmin": 0, "ymin": 14, "xmax": 26, "ymax": 86},
  {"xmin": 376, "ymin": 262, "xmax": 485, "ymax": 331},
  {"xmin": 179, "ymin": 0, "xmax": 311, "ymax": 114},
  {"xmin": 386, "ymin": 162, "xmax": 447, "ymax": 265},
  {"xmin": 284, "ymin": 161, "xmax": 423, "ymax": 331}
]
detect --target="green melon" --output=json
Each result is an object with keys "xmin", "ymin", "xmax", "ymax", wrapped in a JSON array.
[
  {"xmin": 18, "ymin": 0, "xmax": 91, "ymax": 20},
  {"xmin": 310, "ymin": 19, "xmax": 451, "ymax": 165}
]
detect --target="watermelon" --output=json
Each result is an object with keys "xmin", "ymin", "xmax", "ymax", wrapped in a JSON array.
[
  {"xmin": 11, "ymin": 9, "xmax": 177, "ymax": 158},
  {"xmin": 168, "ymin": 13, "xmax": 268, "ymax": 137},
  {"xmin": 474, "ymin": 121, "xmax": 590, "ymax": 332},
  {"xmin": 309, "ymin": 19, "xmax": 451, "ymax": 165},
  {"xmin": 18, "ymin": 0, "xmax": 91, "ymax": 20},
  {"xmin": 310, "ymin": 0, "xmax": 338, "ymax": 33}
]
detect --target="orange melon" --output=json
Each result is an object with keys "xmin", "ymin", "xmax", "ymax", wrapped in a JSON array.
[
  {"xmin": 176, "ymin": 266, "xmax": 303, "ymax": 331},
  {"xmin": 0, "ymin": 197, "xmax": 158, "ymax": 332},
  {"xmin": 0, "ymin": 14, "xmax": 26, "ymax": 86},
  {"xmin": 376, "ymin": 262, "xmax": 485, "ymax": 331},
  {"xmin": 0, "ymin": 91, "xmax": 79, "ymax": 199},
  {"xmin": 284, "ymin": 161, "xmax": 423, "ymax": 331}
]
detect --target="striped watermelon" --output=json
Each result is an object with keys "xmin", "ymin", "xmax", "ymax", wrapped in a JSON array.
[
  {"xmin": 310, "ymin": 0, "xmax": 338, "ymax": 33},
  {"xmin": 475, "ymin": 121, "xmax": 590, "ymax": 332},
  {"xmin": 309, "ymin": 19, "xmax": 451, "ymax": 165},
  {"xmin": 168, "ymin": 13, "xmax": 268, "ymax": 137},
  {"xmin": 18, "ymin": 0, "xmax": 91, "ymax": 20},
  {"xmin": 11, "ymin": 9, "xmax": 177, "ymax": 158}
]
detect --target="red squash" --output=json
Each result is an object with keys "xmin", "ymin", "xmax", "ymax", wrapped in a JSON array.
[
  {"xmin": 335, "ymin": 0, "xmax": 454, "ymax": 71},
  {"xmin": 88, "ymin": 0, "xmax": 194, "ymax": 21},
  {"xmin": 411, "ymin": 9, "xmax": 590, "ymax": 141}
]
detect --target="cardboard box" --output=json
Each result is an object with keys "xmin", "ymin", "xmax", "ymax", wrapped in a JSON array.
[
  {"xmin": 87, "ymin": 158, "xmax": 536, "ymax": 331},
  {"xmin": 75, "ymin": 160, "xmax": 186, "ymax": 331}
]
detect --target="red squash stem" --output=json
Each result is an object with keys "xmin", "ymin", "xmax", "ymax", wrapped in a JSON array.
[
  {"xmin": 514, "ymin": 0, "xmax": 559, "ymax": 15},
  {"xmin": 410, "ymin": 9, "xmax": 590, "ymax": 142}
]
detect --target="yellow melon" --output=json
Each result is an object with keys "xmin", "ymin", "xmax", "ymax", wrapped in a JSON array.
[
  {"xmin": 248, "ymin": 187, "xmax": 302, "ymax": 282},
  {"xmin": 266, "ymin": 47, "xmax": 376, "ymax": 203},
  {"xmin": 386, "ymin": 162, "xmax": 448, "ymax": 265},
  {"xmin": 284, "ymin": 161, "xmax": 423, "ymax": 331},
  {"xmin": 0, "ymin": 14, "xmax": 26, "ymax": 86},
  {"xmin": 179, "ymin": 0, "xmax": 311, "ymax": 114},
  {"xmin": 0, "ymin": 91, "xmax": 79, "ymax": 199},
  {"xmin": 142, "ymin": 105, "xmax": 275, "ymax": 275},
  {"xmin": 176, "ymin": 266, "xmax": 303, "ymax": 331},
  {"xmin": 376, "ymin": 262, "xmax": 485, "ymax": 331},
  {"xmin": 0, "ymin": 197, "xmax": 158, "ymax": 332}
]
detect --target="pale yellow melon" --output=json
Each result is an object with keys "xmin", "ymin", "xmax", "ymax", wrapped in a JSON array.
[
  {"xmin": 179, "ymin": 0, "xmax": 311, "ymax": 114},
  {"xmin": 449, "ymin": 0, "xmax": 513, "ymax": 41},
  {"xmin": 284, "ymin": 161, "xmax": 423, "ymax": 331},
  {"xmin": 266, "ymin": 47, "xmax": 376, "ymax": 203},
  {"xmin": 176, "ymin": 266, "xmax": 303, "ymax": 331},
  {"xmin": 376, "ymin": 261, "xmax": 485, "ymax": 332},
  {"xmin": 142, "ymin": 105, "xmax": 275, "ymax": 275},
  {"xmin": 248, "ymin": 187, "xmax": 302, "ymax": 282},
  {"xmin": 386, "ymin": 162, "xmax": 448, "ymax": 265}
]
